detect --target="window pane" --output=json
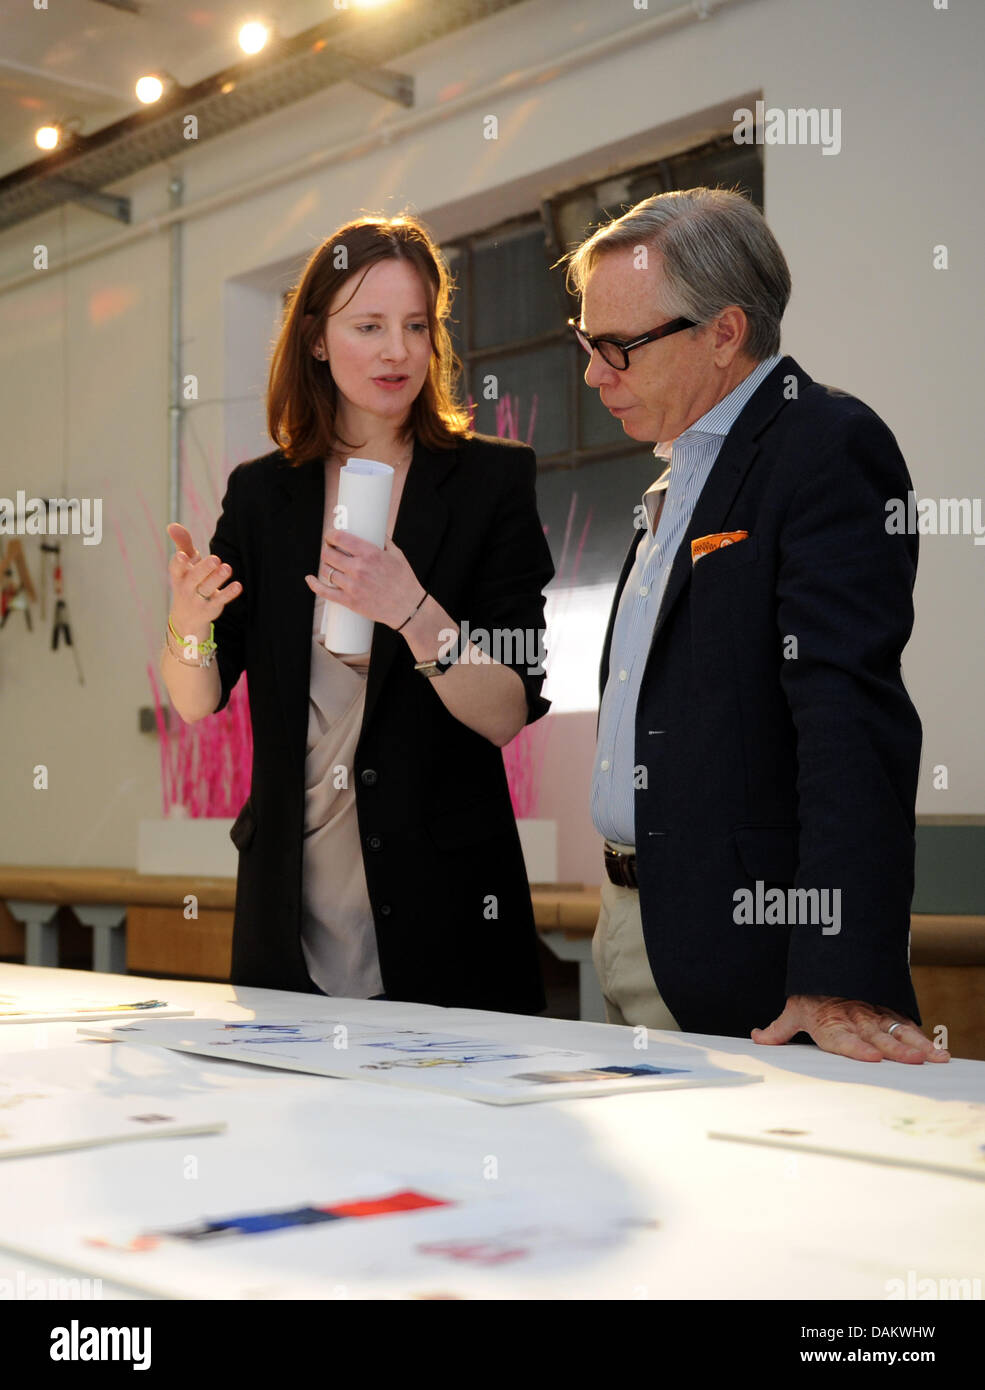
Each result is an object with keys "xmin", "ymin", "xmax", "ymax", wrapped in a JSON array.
[
  {"xmin": 536, "ymin": 450, "xmax": 663, "ymax": 589},
  {"xmin": 663, "ymin": 143, "xmax": 763, "ymax": 209},
  {"xmin": 469, "ymin": 344, "xmax": 570, "ymax": 456},
  {"xmin": 470, "ymin": 224, "xmax": 566, "ymax": 349},
  {"xmin": 441, "ymin": 243, "xmax": 467, "ymax": 361}
]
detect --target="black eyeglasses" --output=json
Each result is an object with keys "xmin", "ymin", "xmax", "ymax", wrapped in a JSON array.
[{"xmin": 568, "ymin": 315, "xmax": 697, "ymax": 370}]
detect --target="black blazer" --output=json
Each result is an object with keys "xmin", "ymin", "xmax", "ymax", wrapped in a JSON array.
[
  {"xmin": 600, "ymin": 356, "xmax": 923, "ymax": 1038},
  {"xmin": 209, "ymin": 431, "xmax": 555, "ymax": 1013}
]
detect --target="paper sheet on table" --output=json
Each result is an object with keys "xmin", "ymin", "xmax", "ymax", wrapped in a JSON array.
[
  {"xmin": 0, "ymin": 996, "xmax": 192, "ymax": 1024},
  {"xmin": 322, "ymin": 458, "xmax": 394, "ymax": 653},
  {"xmin": 0, "ymin": 1172, "xmax": 667, "ymax": 1300},
  {"xmin": 709, "ymin": 1087, "xmax": 985, "ymax": 1182},
  {"xmin": 0, "ymin": 1077, "xmax": 225, "ymax": 1159},
  {"xmin": 78, "ymin": 1017, "xmax": 759, "ymax": 1104}
]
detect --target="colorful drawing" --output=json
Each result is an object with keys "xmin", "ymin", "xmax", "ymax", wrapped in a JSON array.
[
  {"xmin": 511, "ymin": 1065, "xmax": 691, "ymax": 1085},
  {"xmin": 0, "ymin": 998, "xmax": 188, "ymax": 1024},
  {"xmin": 362, "ymin": 1052, "xmax": 532, "ymax": 1070},
  {"xmin": 0, "ymin": 997, "xmax": 170, "ymax": 1015},
  {"xmin": 220, "ymin": 1024, "xmax": 307, "ymax": 1032},
  {"xmin": 85, "ymin": 1190, "xmax": 453, "ymax": 1253},
  {"xmin": 415, "ymin": 1219, "xmax": 655, "ymax": 1266},
  {"xmin": 81, "ymin": 1017, "xmax": 757, "ymax": 1104},
  {"xmin": 361, "ymin": 1036, "xmax": 498, "ymax": 1052}
]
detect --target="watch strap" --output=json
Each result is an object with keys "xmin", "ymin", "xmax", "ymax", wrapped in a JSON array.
[{"xmin": 414, "ymin": 622, "xmax": 463, "ymax": 678}]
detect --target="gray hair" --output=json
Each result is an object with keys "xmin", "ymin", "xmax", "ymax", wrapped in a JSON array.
[{"xmin": 559, "ymin": 187, "xmax": 791, "ymax": 361}]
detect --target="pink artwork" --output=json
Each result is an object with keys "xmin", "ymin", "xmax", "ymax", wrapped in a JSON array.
[
  {"xmin": 115, "ymin": 390, "xmax": 588, "ymax": 822},
  {"xmin": 484, "ymin": 392, "xmax": 592, "ymax": 819},
  {"xmin": 112, "ymin": 450, "xmax": 252, "ymax": 819}
]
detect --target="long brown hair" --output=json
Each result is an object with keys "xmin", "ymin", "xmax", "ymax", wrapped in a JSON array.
[{"xmin": 267, "ymin": 212, "xmax": 472, "ymax": 463}]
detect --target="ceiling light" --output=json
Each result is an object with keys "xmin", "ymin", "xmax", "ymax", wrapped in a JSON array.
[
  {"xmin": 135, "ymin": 74, "xmax": 166, "ymax": 104},
  {"xmin": 35, "ymin": 125, "xmax": 61, "ymax": 151},
  {"xmin": 238, "ymin": 21, "xmax": 270, "ymax": 55}
]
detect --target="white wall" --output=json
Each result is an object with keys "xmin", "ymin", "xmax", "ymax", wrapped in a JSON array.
[{"xmin": 1, "ymin": 0, "xmax": 981, "ymax": 877}]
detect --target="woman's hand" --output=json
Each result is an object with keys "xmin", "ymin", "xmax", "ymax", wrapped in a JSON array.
[
  {"xmin": 305, "ymin": 527, "xmax": 425, "ymax": 630},
  {"xmin": 166, "ymin": 522, "xmax": 242, "ymax": 639}
]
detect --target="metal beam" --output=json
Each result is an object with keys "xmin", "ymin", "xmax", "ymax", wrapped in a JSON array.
[
  {"xmin": 0, "ymin": 0, "xmax": 526, "ymax": 231},
  {"xmin": 343, "ymin": 65, "xmax": 414, "ymax": 108},
  {"xmin": 40, "ymin": 176, "xmax": 131, "ymax": 223}
]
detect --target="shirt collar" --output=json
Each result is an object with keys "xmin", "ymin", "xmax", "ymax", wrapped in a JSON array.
[
  {"xmin": 640, "ymin": 354, "xmax": 782, "ymax": 535},
  {"xmin": 653, "ymin": 352, "xmax": 784, "ymax": 459},
  {"xmin": 641, "ymin": 458, "xmax": 672, "ymax": 534}
]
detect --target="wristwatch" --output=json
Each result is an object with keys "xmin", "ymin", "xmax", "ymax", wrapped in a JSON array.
[{"xmin": 414, "ymin": 623, "xmax": 463, "ymax": 679}]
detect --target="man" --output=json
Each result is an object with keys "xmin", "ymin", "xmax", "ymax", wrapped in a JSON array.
[{"xmin": 561, "ymin": 187, "xmax": 946, "ymax": 1064}]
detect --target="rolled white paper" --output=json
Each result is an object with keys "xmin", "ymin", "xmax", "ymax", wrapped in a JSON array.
[{"xmin": 323, "ymin": 457, "xmax": 395, "ymax": 654}]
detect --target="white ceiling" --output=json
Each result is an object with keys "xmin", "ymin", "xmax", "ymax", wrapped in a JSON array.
[{"xmin": 0, "ymin": 0, "xmax": 350, "ymax": 182}]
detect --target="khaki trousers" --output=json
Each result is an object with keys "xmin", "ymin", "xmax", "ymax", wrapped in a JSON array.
[{"xmin": 592, "ymin": 842, "xmax": 682, "ymax": 1031}]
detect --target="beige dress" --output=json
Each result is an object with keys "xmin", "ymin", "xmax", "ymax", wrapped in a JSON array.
[{"xmin": 299, "ymin": 456, "xmax": 409, "ymax": 998}]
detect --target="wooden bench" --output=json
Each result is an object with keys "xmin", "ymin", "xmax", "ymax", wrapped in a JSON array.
[{"xmin": 1, "ymin": 866, "xmax": 982, "ymax": 1056}]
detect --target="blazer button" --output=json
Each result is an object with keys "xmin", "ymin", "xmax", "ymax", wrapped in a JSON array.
[
  {"xmin": 379, "ymin": 903, "xmax": 392, "ymax": 917},
  {"xmin": 366, "ymin": 834, "xmax": 382, "ymax": 852},
  {"xmin": 360, "ymin": 769, "xmax": 378, "ymax": 786}
]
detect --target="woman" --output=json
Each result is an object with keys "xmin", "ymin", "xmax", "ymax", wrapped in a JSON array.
[{"xmin": 160, "ymin": 214, "xmax": 554, "ymax": 1014}]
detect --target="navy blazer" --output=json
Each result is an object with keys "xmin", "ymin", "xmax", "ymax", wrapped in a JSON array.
[
  {"xmin": 599, "ymin": 356, "xmax": 923, "ymax": 1037},
  {"xmin": 210, "ymin": 431, "xmax": 554, "ymax": 1012}
]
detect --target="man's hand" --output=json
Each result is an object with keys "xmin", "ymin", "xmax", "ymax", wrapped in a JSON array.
[{"xmin": 752, "ymin": 995, "xmax": 950, "ymax": 1064}]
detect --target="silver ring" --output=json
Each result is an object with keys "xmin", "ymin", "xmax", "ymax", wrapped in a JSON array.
[
  {"xmin": 326, "ymin": 567, "xmax": 336, "ymax": 586},
  {"xmin": 195, "ymin": 586, "xmax": 211, "ymax": 600},
  {"xmin": 887, "ymin": 1021, "xmax": 904, "ymax": 1037}
]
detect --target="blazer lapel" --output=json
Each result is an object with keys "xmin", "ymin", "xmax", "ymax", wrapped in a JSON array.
[
  {"xmin": 268, "ymin": 454, "xmax": 323, "ymax": 764},
  {"xmin": 642, "ymin": 355, "xmax": 809, "ymax": 662},
  {"xmin": 266, "ymin": 436, "xmax": 460, "ymax": 757}
]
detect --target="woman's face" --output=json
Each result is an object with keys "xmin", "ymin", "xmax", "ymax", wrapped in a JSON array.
[{"xmin": 318, "ymin": 257, "xmax": 433, "ymax": 433}]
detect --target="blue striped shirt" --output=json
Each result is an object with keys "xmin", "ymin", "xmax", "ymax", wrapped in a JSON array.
[{"xmin": 590, "ymin": 354, "xmax": 783, "ymax": 845}]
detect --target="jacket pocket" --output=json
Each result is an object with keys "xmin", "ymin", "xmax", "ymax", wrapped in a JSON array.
[
  {"xmin": 423, "ymin": 794, "xmax": 515, "ymax": 851},
  {"xmin": 229, "ymin": 797, "xmax": 257, "ymax": 851},
  {"xmin": 693, "ymin": 534, "xmax": 759, "ymax": 575},
  {"xmin": 732, "ymin": 823, "xmax": 798, "ymax": 881}
]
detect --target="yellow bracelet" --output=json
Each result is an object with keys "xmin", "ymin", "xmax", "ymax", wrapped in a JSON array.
[
  {"xmin": 164, "ymin": 639, "xmax": 207, "ymax": 669},
  {"xmin": 167, "ymin": 616, "xmax": 217, "ymax": 668}
]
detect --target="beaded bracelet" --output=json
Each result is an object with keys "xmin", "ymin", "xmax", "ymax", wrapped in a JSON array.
[{"xmin": 167, "ymin": 615, "xmax": 217, "ymax": 668}]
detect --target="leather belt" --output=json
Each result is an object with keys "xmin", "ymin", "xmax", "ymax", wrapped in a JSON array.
[{"xmin": 603, "ymin": 843, "xmax": 637, "ymax": 889}]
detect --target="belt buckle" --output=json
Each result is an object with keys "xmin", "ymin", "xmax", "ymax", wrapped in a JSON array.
[{"xmin": 604, "ymin": 844, "xmax": 637, "ymax": 889}]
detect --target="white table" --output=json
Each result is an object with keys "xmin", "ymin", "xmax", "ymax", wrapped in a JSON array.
[{"xmin": 1, "ymin": 964, "xmax": 983, "ymax": 1300}]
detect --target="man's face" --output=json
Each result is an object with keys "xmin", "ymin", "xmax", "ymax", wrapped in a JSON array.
[{"xmin": 579, "ymin": 247, "xmax": 729, "ymax": 444}]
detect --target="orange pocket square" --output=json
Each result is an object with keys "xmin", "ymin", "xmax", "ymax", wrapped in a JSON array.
[{"xmin": 691, "ymin": 530, "xmax": 749, "ymax": 564}]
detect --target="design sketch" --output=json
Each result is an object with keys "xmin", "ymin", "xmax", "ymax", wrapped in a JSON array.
[{"xmin": 85, "ymin": 1190, "xmax": 452, "ymax": 1254}]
